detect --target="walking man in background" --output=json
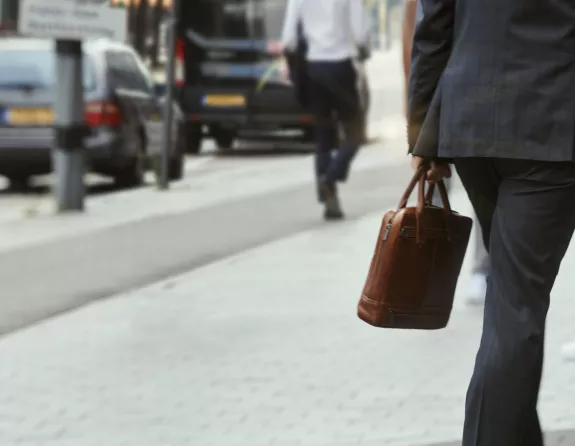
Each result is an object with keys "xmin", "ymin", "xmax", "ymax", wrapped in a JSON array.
[
  {"xmin": 408, "ymin": 0, "xmax": 575, "ymax": 443},
  {"xmin": 402, "ymin": 0, "xmax": 488, "ymax": 306},
  {"xmin": 281, "ymin": 0, "xmax": 370, "ymax": 220}
]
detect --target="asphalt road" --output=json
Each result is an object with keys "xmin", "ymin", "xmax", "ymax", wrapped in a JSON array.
[{"xmin": 0, "ymin": 161, "xmax": 411, "ymax": 337}]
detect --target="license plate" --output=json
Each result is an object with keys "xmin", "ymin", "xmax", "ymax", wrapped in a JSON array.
[
  {"xmin": 203, "ymin": 95, "xmax": 245, "ymax": 107},
  {"xmin": 3, "ymin": 107, "xmax": 54, "ymax": 126}
]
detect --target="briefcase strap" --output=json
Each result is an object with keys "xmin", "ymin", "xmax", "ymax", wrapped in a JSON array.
[
  {"xmin": 424, "ymin": 182, "xmax": 451, "ymax": 209},
  {"xmin": 397, "ymin": 165, "xmax": 452, "ymax": 244},
  {"xmin": 398, "ymin": 166, "xmax": 451, "ymax": 211}
]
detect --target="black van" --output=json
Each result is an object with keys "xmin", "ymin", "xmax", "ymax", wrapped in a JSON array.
[{"xmin": 176, "ymin": 0, "xmax": 370, "ymax": 154}]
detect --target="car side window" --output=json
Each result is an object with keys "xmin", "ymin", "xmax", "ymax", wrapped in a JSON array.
[
  {"xmin": 127, "ymin": 50, "xmax": 155, "ymax": 93},
  {"xmin": 106, "ymin": 50, "xmax": 150, "ymax": 93},
  {"xmin": 106, "ymin": 51, "xmax": 133, "ymax": 90}
]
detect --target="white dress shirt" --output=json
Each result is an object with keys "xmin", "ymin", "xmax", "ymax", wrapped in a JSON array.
[{"xmin": 281, "ymin": 0, "xmax": 371, "ymax": 62}]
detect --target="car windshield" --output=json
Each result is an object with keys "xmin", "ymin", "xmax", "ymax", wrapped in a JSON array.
[
  {"xmin": 184, "ymin": 0, "xmax": 287, "ymax": 40},
  {"xmin": 0, "ymin": 49, "xmax": 96, "ymax": 91}
]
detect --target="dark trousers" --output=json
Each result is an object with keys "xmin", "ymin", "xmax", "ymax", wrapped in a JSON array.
[
  {"xmin": 307, "ymin": 59, "xmax": 362, "ymax": 188},
  {"xmin": 455, "ymin": 158, "xmax": 575, "ymax": 446}
]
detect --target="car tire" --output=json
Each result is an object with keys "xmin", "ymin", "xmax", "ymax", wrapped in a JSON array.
[
  {"xmin": 167, "ymin": 123, "xmax": 186, "ymax": 181},
  {"xmin": 214, "ymin": 129, "xmax": 236, "ymax": 152},
  {"xmin": 186, "ymin": 122, "xmax": 203, "ymax": 155},
  {"xmin": 114, "ymin": 136, "xmax": 146, "ymax": 189},
  {"xmin": 169, "ymin": 156, "xmax": 184, "ymax": 181},
  {"xmin": 169, "ymin": 141, "xmax": 185, "ymax": 181}
]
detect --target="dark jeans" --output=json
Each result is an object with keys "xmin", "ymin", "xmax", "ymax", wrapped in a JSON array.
[{"xmin": 307, "ymin": 59, "xmax": 362, "ymax": 188}]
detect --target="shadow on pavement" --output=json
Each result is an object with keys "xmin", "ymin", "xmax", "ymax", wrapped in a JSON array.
[
  {"xmin": 429, "ymin": 429, "xmax": 575, "ymax": 446},
  {"xmin": 194, "ymin": 134, "xmax": 381, "ymax": 159},
  {"xmin": 214, "ymin": 145, "xmax": 313, "ymax": 158},
  {"xmin": 0, "ymin": 179, "xmax": 137, "ymax": 197}
]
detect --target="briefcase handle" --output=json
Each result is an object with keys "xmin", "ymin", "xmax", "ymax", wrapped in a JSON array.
[
  {"xmin": 398, "ymin": 165, "xmax": 452, "ymax": 244},
  {"xmin": 398, "ymin": 165, "xmax": 451, "ymax": 211},
  {"xmin": 424, "ymin": 181, "xmax": 450, "ymax": 208}
]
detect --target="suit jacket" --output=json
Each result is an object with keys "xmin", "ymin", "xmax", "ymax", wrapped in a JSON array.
[{"xmin": 408, "ymin": 0, "xmax": 575, "ymax": 162}]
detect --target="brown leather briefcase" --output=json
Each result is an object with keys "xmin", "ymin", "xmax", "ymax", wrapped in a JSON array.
[{"xmin": 358, "ymin": 166, "xmax": 473, "ymax": 330}]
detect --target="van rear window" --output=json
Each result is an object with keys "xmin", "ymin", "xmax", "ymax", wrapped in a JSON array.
[{"xmin": 182, "ymin": 0, "xmax": 287, "ymax": 40}]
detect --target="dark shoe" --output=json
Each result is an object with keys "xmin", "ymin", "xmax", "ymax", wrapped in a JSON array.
[
  {"xmin": 324, "ymin": 207, "xmax": 344, "ymax": 220},
  {"xmin": 319, "ymin": 180, "xmax": 344, "ymax": 220},
  {"xmin": 317, "ymin": 179, "xmax": 337, "ymax": 203}
]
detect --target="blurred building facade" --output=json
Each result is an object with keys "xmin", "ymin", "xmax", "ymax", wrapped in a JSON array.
[
  {"xmin": 0, "ymin": 0, "xmax": 171, "ymax": 67},
  {"xmin": 0, "ymin": 0, "xmax": 18, "ymax": 32}
]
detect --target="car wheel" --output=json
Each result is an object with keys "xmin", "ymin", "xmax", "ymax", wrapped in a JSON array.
[
  {"xmin": 167, "ymin": 124, "xmax": 186, "ymax": 181},
  {"xmin": 186, "ymin": 122, "xmax": 203, "ymax": 155},
  {"xmin": 114, "ymin": 136, "xmax": 145, "ymax": 189},
  {"xmin": 214, "ymin": 129, "xmax": 236, "ymax": 151},
  {"xmin": 169, "ymin": 156, "xmax": 184, "ymax": 181},
  {"xmin": 169, "ymin": 143, "xmax": 185, "ymax": 181}
]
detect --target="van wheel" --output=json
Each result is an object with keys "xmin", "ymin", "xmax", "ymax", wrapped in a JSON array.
[
  {"xmin": 303, "ymin": 127, "xmax": 315, "ymax": 143},
  {"xmin": 214, "ymin": 130, "xmax": 236, "ymax": 151},
  {"xmin": 186, "ymin": 123, "xmax": 203, "ymax": 155},
  {"xmin": 7, "ymin": 175, "xmax": 30, "ymax": 191}
]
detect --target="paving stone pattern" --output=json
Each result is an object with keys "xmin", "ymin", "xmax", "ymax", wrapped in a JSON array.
[
  {"xmin": 0, "ymin": 185, "xmax": 574, "ymax": 446},
  {"xmin": 432, "ymin": 429, "xmax": 575, "ymax": 446}
]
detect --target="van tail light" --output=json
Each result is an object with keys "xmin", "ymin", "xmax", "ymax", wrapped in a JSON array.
[
  {"xmin": 84, "ymin": 101, "xmax": 123, "ymax": 128},
  {"xmin": 267, "ymin": 40, "xmax": 283, "ymax": 56},
  {"xmin": 175, "ymin": 38, "xmax": 185, "ymax": 88}
]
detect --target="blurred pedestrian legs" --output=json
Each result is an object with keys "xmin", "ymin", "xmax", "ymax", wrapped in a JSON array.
[
  {"xmin": 308, "ymin": 61, "xmax": 363, "ymax": 220},
  {"xmin": 282, "ymin": 0, "xmax": 371, "ymax": 220}
]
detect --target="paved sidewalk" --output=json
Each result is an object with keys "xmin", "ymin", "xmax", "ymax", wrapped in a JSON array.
[
  {"xmin": 1, "ymin": 180, "xmax": 574, "ymax": 445},
  {"xmin": 434, "ymin": 429, "xmax": 575, "ymax": 446}
]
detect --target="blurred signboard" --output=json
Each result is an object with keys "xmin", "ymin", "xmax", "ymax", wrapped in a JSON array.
[{"xmin": 18, "ymin": 0, "xmax": 127, "ymax": 42}]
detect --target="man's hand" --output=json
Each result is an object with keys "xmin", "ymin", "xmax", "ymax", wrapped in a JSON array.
[
  {"xmin": 411, "ymin": 156, "xmax": 452, "ymax": 182},
  {"xmin": 358, "ymin": 45, "xmax": 371, "ymax": 62}
]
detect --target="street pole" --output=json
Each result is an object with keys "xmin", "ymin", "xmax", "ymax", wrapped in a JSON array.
[
  {"xmin": 53, "ymin": 40, "xmax": 86, "ymax": 212},
  {"xmin": 158, "ymin": 0, "xmax": 179, "ymax": 190},
  {"xmin": 383, "ymin": 0, "xmax": 392, "ymax": 50}
]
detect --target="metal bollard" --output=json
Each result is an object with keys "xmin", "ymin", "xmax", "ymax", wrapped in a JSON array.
[{"xmin": 53, "ymin": 40, "xmax": 86, "ymax": 212}]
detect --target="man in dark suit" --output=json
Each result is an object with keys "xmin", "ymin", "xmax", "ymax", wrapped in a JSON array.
[{"xmin": 407, "ymin": 0, "xmax": 575, "ymax": 444}]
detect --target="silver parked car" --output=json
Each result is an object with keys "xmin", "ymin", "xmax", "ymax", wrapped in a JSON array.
[{"xmin": 0, "ymin": 37, "xmax": 186, "ymax": 189}]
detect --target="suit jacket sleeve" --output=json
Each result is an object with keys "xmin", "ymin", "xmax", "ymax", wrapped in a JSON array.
[{"xmin": 407, "ymin": 0, "xmax": 455, "ymax": 155}]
